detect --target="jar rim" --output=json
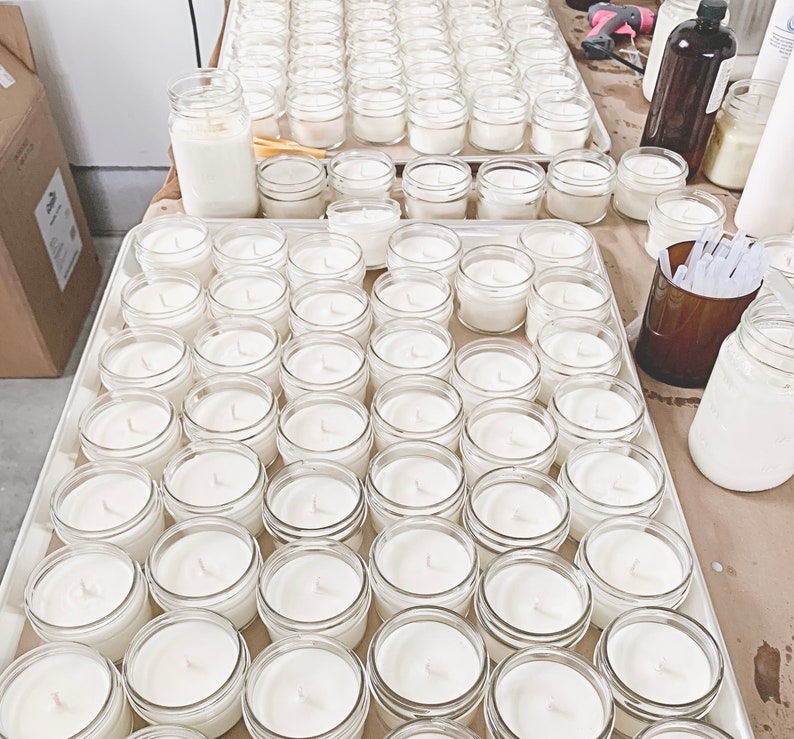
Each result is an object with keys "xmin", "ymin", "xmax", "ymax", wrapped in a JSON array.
[
  {"xmin": 280, "ymin": 331, "xmax": 367, "ymax": 389},
  {"xmin": 368, "ymin": 318, "xmax": 455, "ymax": 372},
  {"xmin": 535, "ymin": 316, "xmax": 621, "ymax": 373},
  {"xmin": 256, "ymin": 154, "xmax": 327, "ymax": 193},
  {"xmin": 132, "ymin": 215, "xmax": 210, "ymax": 258},
  {"xmin": 193, "ymin": 315, "xmax": 281, "ymax": 373},
  {"xmin": 372, "ymin": 375, "xmax": 464, "ymax": 438},
  {"xmin": 121, "ymin": 269, "xmax": 204, "ymax": 321},
  {"xmin": 477, "ymin": 158, "xmax": 546, "ymax": 197},
  {"xmin": 99, "ymin": 326, "xmax": 189, "ymax": 386},
  {"xmin": 208, "ymin": 265, "xmax": 289, "ymax": 314},
  {"xmin": 453, "ymin": 338, "xmax": 541, "ymax": 396},
  {"xmin": 168, "ymin": 68, "xmax": 243, "ymax": 114},
  {"xmin": 457, "ymin": 244, "xmax": 536, "ymax": 294},
  {"xmin": 289, "ymin": 278, "xmax": 371, "ymax": 329},
  {"xmin": 518, "ymin": 219, "xmax": 595, "ymax": 263}
]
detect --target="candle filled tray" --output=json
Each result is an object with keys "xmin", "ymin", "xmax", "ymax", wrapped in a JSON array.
[{"xmin": 0, "ymin": 218, "xmax": 752, "ymax": 739}]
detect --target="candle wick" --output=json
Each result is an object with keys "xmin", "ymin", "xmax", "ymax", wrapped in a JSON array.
[
  {"xmin": 49, "ymin": 692, "xmax": 63, "ymax": 710},
  {"xmin": 323, "ymin": 255, "xmax": 333, "ymax": 269},
  {"xmin": 329, "ymin": 300, "xmax": 346, "ymax": 316},
  {"xmin": 414, "ymin": 479, "xmax": 428, "ymax": 495},
  {"xmin": 592, "ymin": 402, "xmax": 602, "ymax": 421},
  {"xmin": 653, "ymin": 657, "xmax": 667, "ymax": 673},
  {"xmin": 197, "ymin": 557, "xmax": 213, "ymax": 577},
  {"xmin": 126, "ymin": 417, "xmax": 138, "ymax": 434},
  {"xmin": 421, "ymin": 244, "xmax": 434, "ymax": 259},
  {"xmin": 231, "ymin": 403, "xmax": 240, "ymax": 421},
  {"xmin": 405, "ymin": 291, "xmax": 417, "ymax": 307},
  {"xmin": 425, "ymin": 553, "xmax": 432, "ymax": 569},
  {"xmin": 609, "ymin": 475, "xmax": 630, "ymax": 493},
  {"xmin": 184, "ymin": 655, "xmax": 194, "ymax": 669},
  {"xmin": 78, "ymin": 578, "xmax": 95, "ymax": 597},
  {"xmin": 158, "ymin": 292, "xmax": 171, "ymax": 309},
  {"xmin": 245, "ymin": 288, "xmax": 256, "ymax": 303},
  {"xmin": 414, "ymin": 408, "xmax": 424, "ymax": 424},
  {"xmin": 510, "ymin": 505, "xmax": 523, "ymax": 521},
  {"xmin": 101, "ymin": 499, "xmax": 120, "ymax": 517},
  {"xmin": 653, "ymin": 161, "xmax": 667, "ymax": 176},
  {"xmin": 310, "ymin": 493, "xmax": 322, "ymax": 515},
  {"xmin": 252, "ymin": 240, "xmax": 263, "ymax": 256},
  {"xmin": 212, "ymin": 471, "xmax": 228, "ymax": 487},
  {"xmin": 629, "ymin": 558, "xmax": 641, "ymax": 576},
  {"xmin": 575, "ymin": 339, "xmax": 600, "ymax": 359},
  {"xmin": 140, "ymin": 356, "xmax": 154, "ymax": 372},
  {"xmin": 312, "ymin": 577, "xmax": 325, "ymax": 594},
  {"xmin": 550, "ymin": 238, "xmax": 564, "ymax": 256},
  {"xmin": 297, "ymin": 685, "xmax": 306, "ymax": 701},
  {"xmin": 562, "ymin": 286, "xmax": 572, "ymax": 306},
  {"xmin": 236, "ymin": 337, "xmax": 256, "ymax": 358},
  {"xmin": 424, "ymin": 658, "xmax": 434, "ymax": 674},
  {"xmin": 320, "ymin": 353, "xmax": 336, "ymax": 372}
]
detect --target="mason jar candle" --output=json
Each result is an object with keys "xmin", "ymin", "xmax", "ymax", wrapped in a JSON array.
[
  {"xmin": 518, "ymin": 219, "xmax": 596, "ymax": 271},
  {"xmin": 286, "ymin": 232, "xmax": 366, "ymax": 289},
  {"xmin": 328, "ymin": 149, "xmax": 397, "ymax": 201},
  {"xmin": 545, "ymin": 149, "xmax": 617, "ymax": 225},
  {"xmin": 633, "ymin": 719, "xmax": 736, "ymax": 739},
  {"xmin": 347, "ymin": 28, "xmax": 401, "ymax": 58},
  {"xmin": 24, "ymin": 542, "xmax": 152, "ymax": 663},
  {"xmin": 455, "ymin": 244, "xmax": 536, "ymax": 334},
  {"xmin": 371, "ymin": 268, "xmax": 455, "ymax": 328},
  {"xmin": 289, "ymin": 33, "xmax": 346, "ymax": 64},
  {"xmin": 289, "ymin": 279, "xmax": 372, "ymax": 346},
  {"xmin": 287, "ymin": 55, "xmax": 346, "ymax": 91},
  {"xmin": 386, "ymin": 222, "xmax": 462, "ymax": 282},
  {"xmin": 133, "ymin": 215, "xmax": 214, "ymax": 285},
  {"xmin": 451, "ymin": 17, "xmax": 504, "ymax": 46},
  {"xmin": 462, "ymin": 60, "xmax": 521, "ymax": 100},
  {"xmin": 530, "ymin": 90, "xmax": 594, "ymax": 156},
  {"xmin": 456, "ymin": 36, "xmax": 512, "ymax": 71},
  {"xmin": 182, "ymin": 374, "xmax": 279, "ymax": 466},
  {"xmin": 613, "ymin": 147, "xmax": 688, "ymax": 222},
  {"xmin": 256, "ymin": 154, "xmax": 327, "ymax": 219},
  {"xmin": 407, "ymin": 90, "xmax": 469, "ymax": 156},
  {"xmin": 384, "ymin": 719, "xmax": 481, "ymax": 739},
  {"xmin": 403, "ymin": 62, "xmax": 461, "ymax": 97},
  {"xmin": 522, "ymin": 62, "xmax": 580, "ymax": 106},
  {"xmin": 326, "ymin": 198, "xmax": 402, "ymax": 269},
  {"xmin": 476, "ymin": 158, "xmax": 546, "ymax": 220},
  {"xmin": 403, "ymin": 155, "xmax": 472, "ymax": 219},
  {"xmin": 211, "ymin": 221, "xmax": 288, "ymax": 274},
  {"xmin": 401, "ymin": 39, "xmax": 457, "ymax": 67},
  {"xmin": 232, "ymin": 59, "xmax": 287, "ymax": 116},
  {"xmin": 161, "ymin": 439, "xmax": 267, "ymax": 535},
  {"xmin": 127, "ymin": 727, "xmax": 208, "ymax": 739},
  {"xmin": 286, "ymin": 83, "xmax": 346, "ymax": 149},
  {"xmin": 469, "ymin": 85, "xmax": 529, "ymax": 153},
  {"xmin": 514, "ymin": 37, "xmax": 570, "ymax": 73},
  {"xmin": 232, "ymin": 32, "xmax": 288, "ymax": 66},
  {"xmin": 243, "ymin": 81, "xmax": 281, "ymax": 139},
  {"xmin": 349, "ymin": 78, "xmax": 407, "ymax": 145},
  {"xmin": 505, "ymin": 14, "xmax": 559, "ymax": 47},
  {"xmin": 262, "ymin": 459, "xmax": 367, "ymax": 551},
  {"xmin": 397, "ymin": 17, "xmax": 449, "ymax": 42},
  {"xmin": 558, "ymin": 439, "xmax": 666, "ymax": 541},
  {"xmin": 348, "ymin": 53, "xmax": 404, "ymax": 86}
]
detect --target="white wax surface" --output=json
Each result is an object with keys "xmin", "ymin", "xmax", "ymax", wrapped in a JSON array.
[
  {"xmin": 658, "ymin": 198, "xmax": 720, "ymax": 225},
  {"xmin": 334, "ymin": 158, "xmax": 392, "ymax": 181},
  {"xmin": 538, "ymin": 282, "xmax": 604, "ymax": 311},
  {"xmin": 212, "ymin": 275, "xmax": 284, "ymax": 311},
  {"xmin": 484, "ymin": 168, "xmax": 543, "ymax": 191},
  {"xmin": 218, "ymin": 235, "xmax": 283, "ymax": 261},
  {"xmin": 465, "ymin": 258, "xmax": 530, "ymax": 287},
  {"xmin": 104, "ymin": 340, "xmax": 182, "ymax": 378},
  {"xmin": 458, "ymin": 352, "xmax": 535, "ymax": 391},
  {"xmin": 410, "ymin": 163, "xmax": 467, "ymax": 189},
  {"xmin": 373, "ymin": 329, "xmax": 449, "ymax": 369},
  {"xmin": 295, "ymin": 293, "xmax": 366, "ymax": 327},
  {"xmin": 84, "ymin": 400, "xmax": 170, "ymax": 450},
  {"xmin": 766, "ymin": 243, "xmax": 794, "ymax": 274},
  {"xmin": 542, "ymin": 331, "xmax": 614, "ymax": 368},
  {"xmin": 198, "ymin": 329, "xmax": 275, "ymax": 367},
  {"xmin": 374, "ymin": 457, "xmax": 460, "ymax": 506},
  {"xmin": 378, "ymin": 282, "xmax": 448, "ymax": 313},
  {"xmin": 285, "ymin": 343, "xmax": 361, "ymax": 384},
  {"xmin": 58, "ymin": 473, "xmax": 150, "ymax": 531},
  {"xmin": 409, "ymin": 121, "xmax": 467, "ymax": 157},
  {"xmin": 291, "ymin": 245, "xmax": 359, "ymax": 275},
  {"xmin": 168, "ymin": 449, "xmax": 260, "ymax": 506},
  {"xmin": 556, "ymin": 388, "xmax": 636, "ymax": 431},
  {"xmin": 625, "ymin": 154, "xmax": 682, "ymax": 179},
  {"xmin": 270, "ymin": 476, "xmax": 358, "ymax": 528},
  {"xmin": 469, "ymin": 412, "xmax": 552, "ymax": 459},
  {"xmin": 140, "ymin": 225, "xmax": 204, "ymax": 253},
  {"xmin": 378, "ymin": 391, "xmax": 457, "ymax": 432},
  {"xmin": 521, "ymin": 231, "xmax": 589, "ymax": 260},
  {"xmin": 473, "ymin": 482, "xmax": 564, "ymax": 538},
  {"xmin": 190, "ymin": 388, "xmax": 271, "ymax": 432},
  {"xmin": 392, "ymin": 235, "xmax": 458, "ymax": 264},
  {"xmin": 127, "ymin": 280, "xmax": 199, "ymax": 314},
  {"xmin": 282, "ymin": 405, "xmax": 366, "ymax": 451},
  {"xmin": 568, "ymin": 452, "xmax": 658, "ymax": 506}
]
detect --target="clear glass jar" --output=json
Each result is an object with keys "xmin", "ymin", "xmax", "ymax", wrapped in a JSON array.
[
  {"xmin": 450, "ymin": 16, "xmax": 503, "ymax": 45},
  {"xmin": 242, "ymin": 634, "xmax": 369, "ymax": 739},
  {"xmin": 387, "ymin": 222, "xmax": 462, "ymax": 281},
  {"xmin": 289, "ymin": 279, "xmax": 372, "ymax": 346},
  {"xmin": 168, "ymin": 69, "xmax": 259, "ymax": 218},
  {"xmin": 370, "ymin": 516, "xmax": 479, "ymax": 619},
  {"xmin": 121, "ymin": 269, "xmax": 207, "ymax": 341},
  {"xmin": 397, "ymin": 0, "xmax": 445, "ymax": 19},
  {"xmin": 79, "ymin": 389, "xmax": 182, "ymax": 480},
  {"xmin": 291, "ymin": 9, "xmax": 343, "ymax": 36},
  {"xmin": 212, "ymin": 221, "xmax": 288, "ymax": 274},
  {"xmin": 349, "ymin": 78, "xmax": 407, "ymax": 145},
  {"xmin": 348, "ymin": 53, "xmax": 404, "ymax": 86},
  {"xmin": 372, "ymin": 375, "xmax": 464, "ymax": 452},
  {"xmin": 280, "ymin": 331, "xmax": 369, "ymax": 402},
  {"xmin": 518, "ymin": 219, "xmax": 596, "ymax": 271},
  {"xmin": 367, "ymin": 607, "xmax": 489, "ymax": 728},
  {"xmin": 123, "ymin": 609, "xmax": 249, "ymax": 737},
  {"xmin": 366, "ymin": 440, "xmax": 466, "ymax": 532},
  {"xmin": 475, "ymin": 548, "xmax": 592, "ymax": 662},
  {"xmin": 256, "ymin": 538, "xmax": 371, "ymax": 648},
  {"xmin": 347, "ymin": 9, "xmax": 397, "ymax": 35},
  {"xmin": 127, "ymin": 727, "xmax": 208, "ymax": 739},
  {"xmin": 404, "ymin": 63, "xmax": 461, "ymax": 96},
  {"xmin": 558, "ymin": 439, "xmax": 666, "ymax": 541},
  {"xmin": 384, "ymin": 718, "xmax": 482, "ymax": 739},
  {"xmin": 182, "ymin": 373, "xmax": 279, "ymax": 466},
  {"xmin": 505, "ymin": 14, "xmax": 560, "ymax": 47},
  {"xmin": 455, "ymin": 244, "xmax": 536, "ymax": 334},
  {"xmin": 514, "ymin": 37, "xmax": 570, "ymax": 72},
  {"xmin": 326, "ymin": 198, "xmax": 402, "ymax": 269},
  {"xmin": 401, "ymin": 39, "xmax": 457, "ymax": 67},
  {"xmin": 522, "ymin": 62, "xmax": 580, "ymax": 105},
  {"xmin": 287, "ymin": 55, "xmax": 346, "ymax": 90},
  {"xmin": 407, "ymin": 90, "xmax": 469, "ymax": 156},
  {"xmin": 263, "ymin": 459, "xmax": 367, "ymax": 551},
  {"xmin": 132, "ymin": 215, "xmax": 214, "ymax": 285},
  {"xmin": 161, "ymin": 439, "xmax": 267, "ymax": 535},
  {"xmin": 761, "ymin": 233, "xmax": 794, "ymax": 285},
  {"xmin": 287, "ymin": 232, "xmax": 366, "ymax": 288},
  {"xmin": 632, "ymin": 718, "xmax": 735, "ymax": 739},
  {"xmin": 462, "ymin": 60, "xmax": 521, "ymax": 99},
  {"xmin": 689, "ymin": 296, "xmax": 794, "ymax": 491},
  {"xmin": 286, "ymin": 83, "xmax": 347, "ymax": 149},
  {"xmin": 594, "ymin": 608, "xmax": 724, "ymax": 736},
  {"xmin": 456, "ymin": 36, "xmax": 512, "ymax": 70},
  {"xmin": 0, "ymin": 642, "xmax": 132, "ymax": 739},
  {"xmin": 545, "ymin": 149, "xmax": 617, "ymax": 225},
  {"xmin": 242, "ymin": 81, "xmax": 280, "ymax": 139},
  {"xmin": 485, "ymin": 646, "xmax": 615, "ymax": 739},
  {"xmin": 371, "ymin": 267, "xmax": 455, "ymax": 328},
  {"xmin": 475, "ymin": 158, "xmax": 546, "ymax": 220},
  {"xmin": 24, "ymin": 542, "xmax": 152, "ymax": 663},
  {"xmin": 328, "ymin": 149, "xmax": 396, "ymax": 201},
  {"xmin": 232, "ymin": 32, "xmax": 288, "ymax": 65},
  {"xmin": 232, "ymin": 59, "xmax": 287, "ymax": 116},
  {"xmin": 256, "ymin": 153, "xmax": 327, "ymax": 219},
  {"xmin": 460, "ymin": 398, "xmax": 558, "ymax": 482},
  {"xmin": 498, "ymin": 0, "xmax": 548, "ymax": 20},
  {"xmin": 99, "ymin": 326, "xmax": 193, "ymax": 406},
  {"xmin": 468, "ymin": 85, "xmax": 529, "ymax": 153},
  {"xmin": 289, "ymin": 33, "xmax": 346, "ymax": 63},
  {"xmin": 576, "ymin": 516, "xmax": 694, "ymax": 630},
  {"xmin": 397, "ymin": 17, "xmax": 449, "ymax": 42},
  {"xmin": 347, "ymin": 28, "xmax": 401, "ymax": 58},
  {"xmin": 277, "ymin": 392, "xmax": 373, "ymax": 478},
  {"xmin": 531, "ymin": 90, "xmax": 595, "ymax": 156},
  {"xmin": 613, "ymin": 147, "xmax": 688, "ymax": 222}
]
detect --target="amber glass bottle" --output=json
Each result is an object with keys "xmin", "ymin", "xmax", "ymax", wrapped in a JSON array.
[{"xmin": 640, "ymin": 0, "xmax": 737, "ymax": 178}]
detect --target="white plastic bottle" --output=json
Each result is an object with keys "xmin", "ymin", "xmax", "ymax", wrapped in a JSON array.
[{"xmin": 753, "ymin": 0, "xmax": 794, "ymax": 83}]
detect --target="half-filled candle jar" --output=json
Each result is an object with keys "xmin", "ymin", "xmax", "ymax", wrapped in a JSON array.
[
  {"xmin": 517, "ymin": 219, "xmax": 596, "ymax": 272},
  {"xmin": 326, "ymin": 198, "xmax": 402, "ymax": 269},
  {"xmin": 211, "ymin": 221, "xmax": 288, "ymax": 274},
  {"xmin": 133, "ymin": 214, "xmax": 214, "ymax": 285},
  {"xmin": 545, "ymin": 149, "xmax": 617, "ymax": 225},
  {"xmin": 371, "ymin": 267, "xmax": 455, "ymax": 328},
  {"xmin": 612, "ymin": 147, "xmax": 688, "ymax": 222},
  {"xmin": 402, "ymin": 155, "xmax": 473, "ymax": 219},
  {"xmin": 256, "ymin": 154, "xmax": 327, "ymax": 220},
  {"xmin": 386, "ymin": 222, "xmax": 463, "ymax": 283},
  {"xmin": 475, "ymin": 158, "xmax": 546, "ymax": 220},
  {"xmin": 286, "ymin": 232, "xmax": 366, "ymax": 289},
  {"xmin": 289, "ymin": 279, "xmax": 372, "ymax": 346}
]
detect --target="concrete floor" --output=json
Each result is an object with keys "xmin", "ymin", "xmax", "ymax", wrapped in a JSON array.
[{"xmin": 0, "ymin": 236, "xmax": 122, "ymax": 577}]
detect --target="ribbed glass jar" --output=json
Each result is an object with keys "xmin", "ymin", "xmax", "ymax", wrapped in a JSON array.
[
  {"xmin": 545, "ymin": 149, "xmax": 617, "ymax": 225},
  {"xmin": 133, "ymin": 215, "xmax": 214, "ymax": 285},
  {"xmin": 289, "ymin": 279, "xmax": 372, "ymax": 347},
  {"xmin": 256, "ymin": 154, "xmax": 327, "ymax": 219},
  {"xmin": 286, "ymin": 232, "xmax": 366, "ymax": 289},
  {"xmin": 211, "ymin": 221, "xmax": 288, "ymax": 274}
]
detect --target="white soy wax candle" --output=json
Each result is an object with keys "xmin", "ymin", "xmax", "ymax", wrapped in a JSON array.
[
  {"xmin": 475, "ymin": 549, "xmax": 592, "ymax": 662},
  {"xmin": 127, "ymin": 726, "xmax": 207, "ymax": 739},
  {"xmin": 455, "ymin": 245, "xmax": 536, "ymax": 334},
  {"xmin": 522, "ymin": 62, "xmax": 580, "ymax": 106},
  {"xmin": 462, "ymin": 59, "xmax": 521, "ymax": 100},
  {"xmin": 383, "ymin": 718, "xmax": 482, "ymax": 739},
  {"xmin": 613, "ymin": 147, "xmax": 688, "ymax": 222},
  {"xmin": 326, "ymin": 198, "xmax": 402, "ymax": 269},
  {"xmin": 211, "ymin": 221, "xmax": 288, "ymax": 274},
  {"xmin": 485, "ymin": 646, "xmax": 615, "ymax": 739},
  {"xmin": 123, "ymin": 609, "xmax": 249, "ymax": 738},
  {"xmin": 79, "ymin": 389, "xmax": 182, "ymax": 480},
  {"xmin": 243, "ymin": 635, "xmax": 369, "ymax": 739},
  {"xmin": 133, "ymin": 215, "xmax": 214, "ymax": 285},
  {"xmin": 243, "ymin": 82, "xmax": 281, "ymax": 139},
  {"xmin": 286, "ymin": 84, "xmax": 347, "ymax": 149},
  {"xmin": 370, "ymin": 517, "xmax": 479, "ymax": 619},
  {"xmin": 518, "ymin": 219, "xmax": 596, "ymax": 271},
  {"xmin": 256, "ymin": 538, "xmax": 371, "ymax": 648},
  {"xmin": 348, "ymin": 53, "xmax": 404, "ymax": 87},
  {"xmin": 402, "ymin": 62, "xmax": 460, "ymax": 96},
  {"xmin": 558, "ymin": 440, "xmax": 666, "ymax": 541},
  {"xmin": 350, "ymin": 78, "xmax": 408, "ymax": 145},
  {"xmin": 366, "ymin": 441, "xmax": 466, "ymax": 531},
  {"xmin": 402, "ymin": 156, "xmax": 473, "ymax": 219},
  {"xmin": 146, "ymin": 517, "xmax": 262, "ymax": 630},
  {"xmin": 367, "ymin": 607, "xmax": 489, "ymax": 728},
  {"xmin": 469, "ymin": 85, "xmax": 530, "ymax": 154},
  {"xmin": 386, "ymin": 222, "xmax": 463, "ymax": 282},
  {"xmin": 632, "ymin": 718, "xmax": 737, "ymax": 739},
  {"xmin": 545, "ymin": 150, "xmax": 617, "ymax": 226},
  {"xmin": 407, "ymin": 89, "xmax": 469, "ymax": 156},
  {"xmin": 576, "ymin": 516, "xmax": 694, "ymax": 630},
  {"xmin": 0, "ymin": 642, "xmax": 132, "ymax": 739},
  {"xmin": 256, "ymin": 154, "xmax": 327, "ymax": 220},
  {"xmin": 530, "ymin": 90, "xmax": 595, "ymax": 156},
  {"xmin": 761, "ymin": 234, "xmax": 794, "ymax": 285},
  {"xmin": 460, "ymin": 398, "xmax": 558, "ymax": 482},
  {"xmin": 24, "ymin": 542, "xmax": 152, "ymax": 663},
  {"xmin": 286, "ymin": 232, "xmax": 366, "ymax": 289},
  {"xmin": 182, "ymin": 374, "xmax": 279, "ymax": 466},
  {"xmin": 371, "ymin": 267, "xmax": 455, "ymax": 328},
  {"xmin": 289, "ymin": 279, "xmax": 372, "ymax": 346},
  {"xmin": 595, "ymin": 608, "xmax": 724, "ymax": 736},
  {"xmin": 476, "ymin": 159, "xmax": 547, "ymax": 220}
]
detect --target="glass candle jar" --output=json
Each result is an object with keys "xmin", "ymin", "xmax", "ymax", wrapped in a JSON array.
[
  {"xmin": 576, "ymin": 516, "xmax": 694, "ymax": 630},
  {"xmin": 348, "ymin": 53, "xmax": 404, "ymax": 86},
  {"xmin": 256, "ymin": 154, "xmax": 327, "ymax": 219},
  {"xmin": 367, "ymin": 607, "xmax": 489, "ymax": 728},
  {"xmin": 242, "ymin": 634, "xmax": 369, "ymax": 739},
  {"xmin": 0, "ymin": 642, "xmax": 133, "ymax": 739},
  {"xmin": 545, "ymin": 149, "xmax": 617, "ymax": 225},
  {"xmin": 25, "ymin": 542, "xmax": 152, "ymax": 663},
  {"xmin": 161, "ymin": 439, "xmax": 267, "ymax": 535},
  {"xmin": 518, "ymin": 219, "xmax": 596, "ymax": 271},
  {"xmin": 280, "ymin": 331, "xmax": 369, "ymax": 402},
  {"xmin": 558, "ymin": 439, "xmax": 666, "ymax": 541},
  {"xmin": 403, "ymin": 62, "xmax": 461, "ymax": 97},
  {"xmin": 498, "ymin": 0, "xmax": 548, "ymax": 21},
  {"xmin": 286, "ymin": 232, "xmax": 366, "ymax": 289},
  {"xmin": 99, "ymin": 326, "xmax": 193, "ymax": 406},
  {"xmin": 613, "ymin": 147, "xmax": 688, "ymax": 222},
  {"xmin": 485, "ymin": 646, "xmax": 615, "ymax": 739},
  {"xmin": 371, "ymin": 268, "xmax": 455, "ymax": 328},
  {"xmin": 133, "ymin": 215, "xmax": 214, "ymax": 285},
  {"xmin": 287, "ymin": 55, "xmax": 346, "ymax": 90},
  {"xmin": 121, "ymin": 269, "xmax": 207, "ymax": 341},
  {"xmin": 407, "ymin": 90, "xmax": 469, "ymax": 156},
  {"xmin": 522, "ymin": 62, "xmax": 580, "ymax": 105},
  {"xmin": 514, "ymin": 37, "xmax": 570, "ymax": 73},
  {"xmin": 462, "ymin": 60, "xmax": 521, "ymax": 99},
  {"xmin": 460, "ymin": 398, "xmax": 558, "ymax": 482},
  {"xmin": 326, "ymin": 198, "xmax": 402, "ymax": 269},
  {"xmin": 347, "ymin": 28, "xmax": 401, "ymax": 58},
  {"xmin": 505, "ymin": 14, "xmax": 559, "ymax": 47},
  {"xmin": 232, "ymin": 60, "xmax": 287, "ymax": 116},
  {"xmin": 291, "ymin": 10, "xmax": 343, "ymax": 36},
  {"xmin": 762, "ymin": 233, "xmax": 794, "ymax": 285},
  {"xmin": 256, "ymin": 538, "xmax": 371, "ymax": 649},
  {"xmin": 530, "ymin": 89, "xmax": 594, "ymax": 156},
  {"xmin": 456, "ymin": 36, "xmax": 512, "ymax": 70},
  {"xmin": 232, "ymin": 32, "xmax": 288, "ymax": 66},
  {"xmin": 475, "ymin": 158, "xmax": 546, "ymax": 220},
  {"xmin": 263, "ymin": 459, "xmax": 367, "ymax": 551},
  {"xmin": 207, "ymin": 266, "xmax": 289, "ymax": 340},
  {"xmin": 79, "ymin": 389, "xmax": 181, "ymax": 480},
  {"xmin": 595, "ymin": 608, "xmax": 724, "ymax": 737},
  {"xmin": 469, "ymin": 85, "xmax": 529, "ymax": 153},
  {"xmin": 403, "ymin": 155, "xmax": 472, "ymax": 219},
  {"xmin": 401, "ymin": 39, "xmax": 457, "ymax": 67},
  {"xmin": 475, "ymin": 548, "xmax": 592, "ymax": 662},
  {"xmin": 182, "ymin": 374, "xmax": 279, "ymax": 466},
  {"xmin": 127, "ymin": 727, "xmax": 208, "ymax": 739},
  {"xmin": 386, "ymin": 222, "xmax": 462, "ymax": 282},
  {"xmin": 277, "ymin": 392, "xmax": 373, "ymax": 478},
  {"xmin": 452, "ymin": 338, "xmax": 541, "ymax": 412},
  {"xmin": 366, "ymin": 440, "xmax": 466, "ymax": 531},
  {"xmin": 123, "ymin": 609, "xmax": 249, "ymax": 738},
  {"xmin": 211, "ymin": 221, "xmax": 288, "ymax": 274},
  {"xmin": 397, "ymin": 17, "xmax": 449, "ymax": 42},
  {"xmin": 286, "ymin": 83, "xmax": 346, "ymax": 149},
  {"xmin": 633, "ymin": 719, "xmax": 736, "ymax": 739},
  {"xmin": 384, "ymin": 719, "xmax": 482, "ymax": 739},
  {"xmin": 289, "ymin": 279, "xmax": 372, "ymax": 346},
  {"xmin": 243, "ymin": 81, "xmax": 281, "ymax": 139},
  {"xmin": 644, "ymin": 189, "xmax": 728, "ymax": 260},
  {"xmin": 168, "ymin": 69, "xmax": 259, "ymax": 218},
  {"xmin": 371, "ymin": 375, "xmax": 464, "ymax": 452},
  {"xmin": 455, "ymin": 244, "xmax": 536, "ymax": 334},
  {"xmin": 451, "ymin": 17, "xmax": 504, "ymax": 46},
  {"xmin": 349, "ymin": 78, "xmax": 407, "ymax": 145},
  {"xmin": 289, "ymin": 33, "xmax": 346, "ymax": 63},
  {"xmin": 328, "ymin": 149, "xmax": 396, "ymax": 201}
]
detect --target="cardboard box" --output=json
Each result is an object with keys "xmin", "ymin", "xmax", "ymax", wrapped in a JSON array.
[{"xmin": 0, "ymin": 5, "xmax": 100, "ymax": 377}]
